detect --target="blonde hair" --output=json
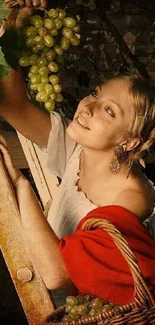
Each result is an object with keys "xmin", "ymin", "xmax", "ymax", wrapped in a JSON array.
[{"xmin": 116, "ymin": 73, "xmax": 155, "ymax": 162}]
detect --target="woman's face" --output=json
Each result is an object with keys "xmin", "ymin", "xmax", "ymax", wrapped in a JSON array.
[{"xmin": 67, "ymin": 78, "xmax": 134, "ymax": 151}]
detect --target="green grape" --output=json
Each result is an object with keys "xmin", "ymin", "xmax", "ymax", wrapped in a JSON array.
[
  {"xmin": 90, "ymin": 298, "xmax": 103, "ymax": 309},
  {"xmin": 29, "ymin": 54, "xmax": 39, "ymax": 65},
  {"xmin": 37, "ymin": 43, "xmax": 45, "ymax": 50},
  {"xmin": 76, "ymin": 304, "xmax": 88, "ymax": 315},
  {"xmin": 36, "ymin": 92, "xmax": 42, "ymax": 102},
  {"xmin": 101, "ymin": 304, "xmax": 115, "ymax": 312},
  {"xmin": 70, "ymin": 35, "xmax": 80, "ymax": 46},
  {"xmin": 39, "ymin": 91, "xmax": 49, "ymax": 102},
  {"xmin": 45, "ymin": 49, "xmax": 56, "ymax": 61},
  {"xmin": 60, "ymin": 37, "xmax": 70, "ymax": 50},
  {"xmin": 19, "ymin": 56, "xmax": 30, "ymax": 67},
  {"xmin": 32, "ymin": 45, "xmax": 40, "ymax": 53},
  {"xmin": 54, "ymin": 45, "xmax": 63, "ymax": 56},
  {"xmin": 73, "ymin": 25, "xmax": 80, "ymax": 33},
  {"xmin": 44, "ymin": 35, "xmax": 55, "ymax": 47},
  {"xmin": 34, "ymin": 35, "xmax": 44, "ymax": 44},
  {"xmin": 45, "ymin": 84, "xmax": 54, "ymax": 95},
  {"xmin": 89, "ymin": 308, "xmax": 102, "ymax": 316},
  {"xmin": 48, "ymin": 9, "xmax": 59, "ymax": 19},
  {"xmin": 28, "ymin": 72, "xmax": 33, "ymax": 78},
  {"xmin": 53, "ymin": 83, "xmax": 62, "ymax": 93},
  {"xmin": 39, "ymin": 66, "xmax": 49, "ymax": 76},
  {"xmin": 44, "ymin": 18, "xmax": 55, "ymax": 30},
  {"xmin": 38, "ymin": 57, "xmax": 48, "ymax": 67},
  {"xmin": 62, "ymin": 27, "xmax": 74, "ymax": 39},
  {"xmin": 54, "ymin": 18, "xmax": 63, "ymax": 29},
  {"xmin": 49, "ymin": 74, "xmax": 59, "ymax": 85},
  {"xmin": 30, "ymin": 65, "xmax": 39, "ymax": 74},
  {"xmin": 30, "ymin": 84, "xmax": 38, "ymax": 90},
  {"xmin": 38, "ymin": 27, "xmax": 48, "ymax": 37},
  {"xmin": 55, "ymin": 55, "xmax": 64, "ymax": 64},
  {"xmin": 81, "ymin": 314, "xmax": 90, "ymax": 320},
  {"xmin": 45, "ymin": 100, "xmax": 55, "ymax": 111},
  {"xmin": 76, "ymin": 295, "xmax": 88, "ymax": 305},
  {"xmin": 37, "ymin": 83, "xmax": 46, "ymax": 92},
  {"xmin": 41, "ymin": 76, "xmax": 49, "ymax": 84},
  {"xmin": 62, "ymin": 315, "xmax": 73, "ymax": 322},
  {"xmin": 70, "ymin": 306, "xmax": 77, "ymax": 315},
  {"xmin": 26, "ymin": 37, "xmax": 35, "ymax": 48},
  {"xmin": 63, "ymin": 17, "xmax": 76, "ymax": 28},
  {"xmin": 31, "ymin": 74, "xmax": 41, "ymax": 84},
  {"xmin": 49, "ymin": 28, "xmax": 58, "ymax": 36},
  {"xmin": 48, "ymin": 61, "xmax": 59, "ymax": 73},
  {"xmin": 65, "ymin": 305, "xmax": 72, "ymax": 313},
  {"xmin": 50, "ymin": 92, "xmax": 57, "ymax": 100},
  {"xmin": 24, "ymin": 26, "xmax": 38, "ymax": 38},
  {"xmin": 55, "ymin": 93, "xmax": 63, "ymax": 102},
  {"xmin": 58, "ymin": 9, "xmax": 66, "ymax": 19},
  {"xmin": 68, "ymin": 313, "xmax": 80, "ymax": 320},
  {"xmin": 31, "ymin": 15, "xmax": 44, "ymax": 29},
  {"xmin": 66, "ymin": 296, "xmax": 78, "ymax": 307}
]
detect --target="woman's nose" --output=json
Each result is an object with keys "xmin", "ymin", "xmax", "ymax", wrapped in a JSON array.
[{"xmin": 83, "ymin": 104, "xmax": 93, "ymax": 116}]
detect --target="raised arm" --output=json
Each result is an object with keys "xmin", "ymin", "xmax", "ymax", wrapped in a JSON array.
[
  {"xmin": 0, "ymin": 0, "xmax": 51, "ymax": 148},
  {"xmin": 0, "ymin": 69, "xmax": 51, "ymax": 148}
]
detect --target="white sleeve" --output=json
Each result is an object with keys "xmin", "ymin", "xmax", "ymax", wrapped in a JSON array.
[{"xmin": 46, "ymin": 111, "xmax": 77, "ymax": 179}]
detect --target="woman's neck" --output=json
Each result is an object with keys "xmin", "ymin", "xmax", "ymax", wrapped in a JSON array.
[{"xmin": 80, "ymin": 147, "xmax": 129, "ymax": 181}]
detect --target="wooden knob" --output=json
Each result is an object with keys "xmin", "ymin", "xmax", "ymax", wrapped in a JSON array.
[{"xmin": 17, "ymin": 266, "xmax": 33, "ymax": 283}]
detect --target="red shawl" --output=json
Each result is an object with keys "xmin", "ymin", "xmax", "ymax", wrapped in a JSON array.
[{"xmin": 59, "ymin": 206, "xmax": 155, "ymax": 305}]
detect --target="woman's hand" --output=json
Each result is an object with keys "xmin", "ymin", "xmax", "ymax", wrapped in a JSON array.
[
  {"xmin": 4, "ymin": 0, "xmax": 48, "ymax": 8},
  {"xmin": 0, "ymin": 135, "xmax": 24, "ymax": 187},
  {"xmin": 17, "ymin": 0, "xmax": 48, "ymax": 8},
  {"xmin": 1, "ymin": 0, "xmax": 48, "ymax": 32}
]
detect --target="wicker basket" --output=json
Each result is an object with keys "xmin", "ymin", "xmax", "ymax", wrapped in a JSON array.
[{"xmin": 43, "ymin": 218, "xmax": 155, "ymax": 325}]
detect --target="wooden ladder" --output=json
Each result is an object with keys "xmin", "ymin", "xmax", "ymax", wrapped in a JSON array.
[{"xmin": 0, "ymin": 132, "xmax": 60, "ymax": 325}]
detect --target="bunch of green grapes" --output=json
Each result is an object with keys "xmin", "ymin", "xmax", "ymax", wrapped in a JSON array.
[
  {"xmin": 62, "ymin": 295, "xmax": 116, "ymax": 321},
  {"xmin": 18, "ymin": 8, "xmax": 80, "ymax": 111}
]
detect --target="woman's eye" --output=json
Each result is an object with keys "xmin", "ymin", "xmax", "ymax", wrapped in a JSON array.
[
  {"xmin": 104, "ymin": 106, "xmax": 115, "ymax": 117},
  {"xmin": 91, "ymin": 90, "xmax": 97, "ymax": 99}
]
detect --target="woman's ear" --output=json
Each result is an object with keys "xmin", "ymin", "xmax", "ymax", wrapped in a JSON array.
[{"xmin": 122, "ymin": 137, "xmax": 141, "ymax": 153}]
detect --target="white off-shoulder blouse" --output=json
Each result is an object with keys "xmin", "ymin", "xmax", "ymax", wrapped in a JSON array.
[{"xmin": 45, "ymin": 111, "xmax": 97, "ymax": 239}]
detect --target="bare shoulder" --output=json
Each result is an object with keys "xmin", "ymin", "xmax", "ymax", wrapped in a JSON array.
[{"xmin": 113, "ymin": 173, "xmax": 155, "ymax": 220}]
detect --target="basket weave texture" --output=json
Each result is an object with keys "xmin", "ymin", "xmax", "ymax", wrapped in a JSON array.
[{"xmin": 43, "ymin": 218, "xmax": 155, "ymax": 325}]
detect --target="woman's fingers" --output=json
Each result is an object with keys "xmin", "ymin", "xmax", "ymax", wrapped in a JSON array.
[
  {"xmin": 17, "ymin": 0, "xmax": 25, "ymax": 5},
  {"xmin": 0, "ymin": 141, "xmax": 20, "ymax": 184},
  {"xmin": 0, "ymin": 135, "xmax": 7, "ymax": 147},
  {"xmin": 15, "ymin": 7, "xmax": 33, "ymax": 27},
  {"xmin": 25, "ymin": 0, "xmax": 33, "ymax": 7},
  {"xmin": 0, "ymin": 20, "xmax": 8, "ymax": 37},
  {"xmin": 5, "ymin": 8, "xmax": 20, "ymax": 28},
  {"xmin": 32, "ymin": 0, "xmax": 40, "ymax": 7},
  {"xmin": 40, "ymin": 0, "xmax": 47, "ymax": 8},
  {"xmin": 17, "ymin": 0, "xmax": 48, "ymax": 7}
]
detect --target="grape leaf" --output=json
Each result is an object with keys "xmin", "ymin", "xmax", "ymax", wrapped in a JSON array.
[
  {"xmin": 0, "ymin": 0, "xmax": 9, "ymax": 24},
  {"xmin": 0, "ymin": 47, "xmax": 10, "ymax": 78}
]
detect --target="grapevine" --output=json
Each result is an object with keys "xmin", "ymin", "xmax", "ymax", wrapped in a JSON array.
[
  {"xmin": 17, "ymin": 8, "xmax": 80, "ymax": 112},
  {"xmin": 61, "ymin": 295, "xmax": 116, "ymax": 321}
]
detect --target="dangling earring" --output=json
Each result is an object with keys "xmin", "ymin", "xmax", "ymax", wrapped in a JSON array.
[
  {"xmin": 126, "ymin": 159, "xmax": 133, "ymax": 179},
  {"xmin": 109, "ymin": 145, "xmax": 125, "ymax": 174}
]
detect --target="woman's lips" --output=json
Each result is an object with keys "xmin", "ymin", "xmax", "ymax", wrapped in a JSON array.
[{"xmin": 75, "ymin": 116, "xmax": 90, "ymax": 130}]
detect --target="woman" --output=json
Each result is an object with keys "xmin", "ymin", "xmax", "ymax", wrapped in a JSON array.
[
  {"xmin": 1, "ymin": 72, "xmax": 155, "ymax": 304},
  {"xmin": 0, "ymin": 0, "xmax": 155, "ymax": 304}
]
